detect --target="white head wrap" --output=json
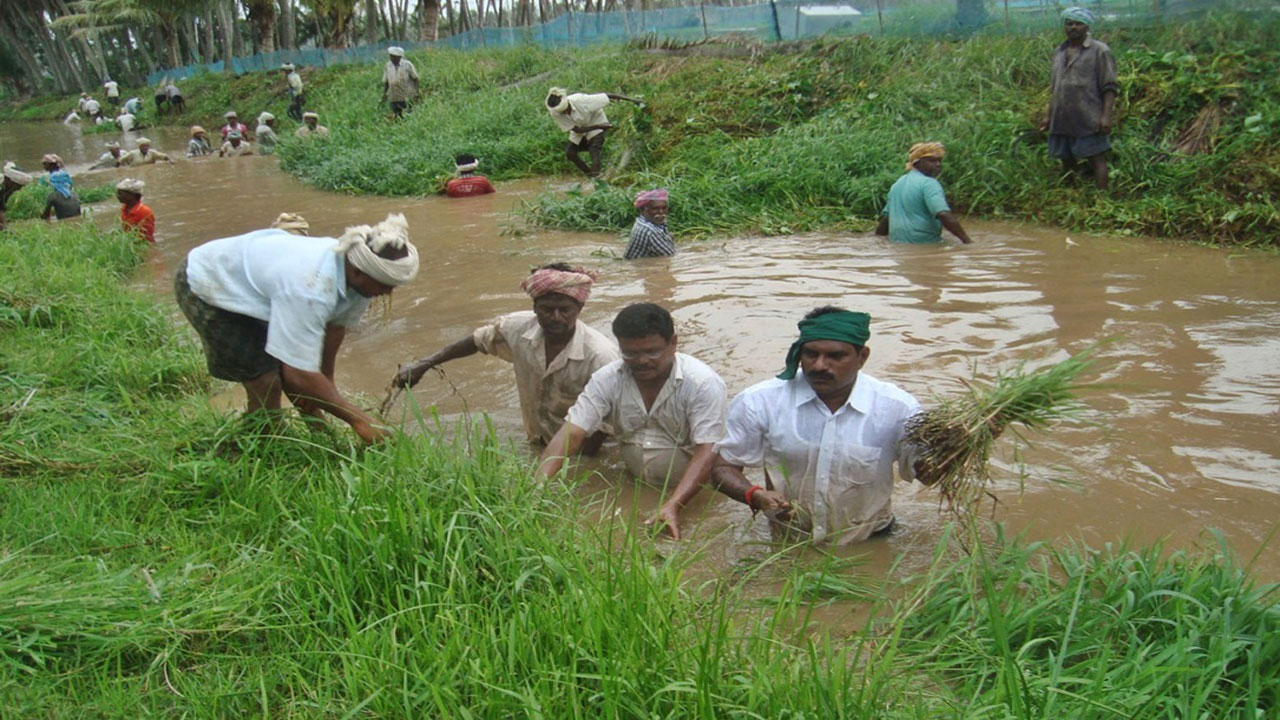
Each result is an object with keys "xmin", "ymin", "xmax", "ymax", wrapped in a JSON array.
[
  {"xmin": 388, "ymin": 46, "xmax": 405, "ymax": 57},
  {"xmin": 116, "ymin": 178, "xmax": 145, "ymax": 193},
  {"xmin": 258, "ymin": 111, "xmax": 274, "ymax": 124},
  {"xmin": 105, "ymin": 141, "xmax": 121, "ymax": 149},
  {"xmin": 271, "ymin": 212, "xmax": 310, "ymax": 234},
  {"xmin": 455, "ymin": 159, "xmax": 480, "ymax": 172},
  {"xmin": 136, "ymin": 137, "xmax": 152, "ymax": 147},
  {"xmin": 3, "ymin": 162, "xmax": 34, "ymax": 186},
  {"xmin": 224, "ymin": 110, "xmax": 238, "ymax": 119},
  {"xmin": 334, "ymin": 213, "xmax": 419, "ymax": 287},
  {"xmin": 546, "ymin": 86, "xmax": 567, "ymax": 111},
  {"xmin": 302, "ymin": 111, "xmax": 319, "ymax": 121},
  {"xmin": 282, "ymin": 63, "xmax": 295, "ymax": 70}
]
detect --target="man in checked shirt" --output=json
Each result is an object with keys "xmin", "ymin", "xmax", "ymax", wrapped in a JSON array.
[{"xmin": 624, "ymin": 188, "xmax": 675, "ymax": 260}]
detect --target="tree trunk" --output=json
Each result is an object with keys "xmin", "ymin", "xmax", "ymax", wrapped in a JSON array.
[
  {"xmin": 420, "ymin": 0, "xmax": 441, "ymax": 39},
  {"xmin": 0, "ymin": 17, "xmax": 44, "ymax": 93},
  {"xmin": 249, "ymin": 1, "xmax": 277, "ymax": 53},
  {"xmin": 366, "ymin": 0, "xmax": 378, "ymax": 44},
  {"xmin": 278, "ymin": 0, "xmax": 296, "ymax": 49},
  {"xmin": 201, "ymin": 15, "xmax": 217, "ymax": 62},
  {"xmin": 218, "ymin": 0, "xmax": 236, "ymax": 72}
]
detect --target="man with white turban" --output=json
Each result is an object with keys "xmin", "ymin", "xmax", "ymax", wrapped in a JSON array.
[
  {"xmin": 381, "ymin": 47, "xmax": 419, "ymax": 119},
  {"xmin": 295, "ymin": 112, "xmax": 330, "ymax": 139},
  {"xmin": 1039, "ymin": 6, "xmax": 1118, "ymax": 190},
  {"xmin": 90, "ymin": 141, "xmax": 125, "ymax": 170},
  {"xmin": 175, "ymin": 213, "xmax": 420, "ymax": 443},
  {"xmin": 283, "ymin": 63, "xmax": 305, "ymax": 121},
  {"xmin": 394, "ymin": 263, "xmax": 619, "ymax": 448},
  {"xmin": 120, "ymin": 138, "xmax": 174, "ymax": 166},
  {"xmin": 545, "ymin": 86, "xmax": 644, "ymax": 177},
  {"xmin": 1, "ymin": 161, "xmax": 35, "ymax": 230},
  {"xmin": 255, "ymin": 112, "xmax": 279, "ymax": 154},
  {"xmin": 875, "ymin": 142, "xmax": 973, "ymax": 244}
]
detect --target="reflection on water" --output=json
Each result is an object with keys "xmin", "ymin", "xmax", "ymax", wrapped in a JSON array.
[{"xmin": 6, "ymin": 121, "xmax": 1280, "ymax": 585}]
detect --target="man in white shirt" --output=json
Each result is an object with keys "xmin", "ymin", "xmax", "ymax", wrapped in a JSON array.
[
  {"xmin": 537, "ymin": 303, "xmax": 727, "ymax": 512},
  {"xmin": 174, "ymin": 214, "xmax": 420, "ymax": 443},
  {"xmin": 545, "ymin": 86, "xmax": 644, "ymax": 177},
  {"xmin": 103, "ymin": 79, "xmax": 120, "ymax": 107},
  {"xmin": 654, "ymin": 307, "xmax": 923, "ymax": 544},
  {"xmin": 394, "ymin": 264, "xmax": 619, "ymax": 447},
  {"xmin": 90, "ymin": 141, "xmax": 124, "ymax": 170},
  {"xmin": 83, "ymin": 97, "xmax": 103, "ymax": 122},
  {"xmin": 381, "ymin": 47, "xmax": 419, "ymax": 119}
]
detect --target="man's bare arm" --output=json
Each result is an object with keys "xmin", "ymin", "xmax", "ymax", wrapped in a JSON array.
[
  {"xmin": 393, "ymin": 334, "xmax": 480, "ymax": 388},
  {"xmin": 535, "ymin": 422, "xmax": 590, "ymax": 480}
]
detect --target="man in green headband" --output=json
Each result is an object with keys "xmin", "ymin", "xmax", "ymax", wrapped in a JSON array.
[
  {"xmin": 1039, "ymin": 6, "xmax": 1118, "ymax": 190},
  {"xmin": 654, "ymin": 306, "xmax": 923, "ymax": 545}
]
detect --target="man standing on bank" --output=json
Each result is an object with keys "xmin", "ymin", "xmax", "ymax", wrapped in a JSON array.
[
  {"xmin": 545, "ymin": 87, "xmax": 644, "ymax": 177},
  {"xmin": 1039, "ymin": 6, "xmax": 1118, "ymax": 191},
  {"xmin": 283, "ymin": 63, "xmax": 305, "ymax": 122},
  {"xmin": 175, "ymin": 213, "xmax": 420, "ymax": 443},
  {"xmin": 381, "ymin": 47, "xmax": 419, "ymax": 120},
  {"xmin": 394, "ymin": 264, "xmax": 619, "ymax": 448},
  {"xmin": 653, "ymin": 308, "xmax": 923, "ymax": 544},
  {"xmin": 537, "ymin": 303, "xmax": 727, "ymax": 519},
  {"xmin": 875, "ymin": 142, "xmax": 973, "ymax": 245}
]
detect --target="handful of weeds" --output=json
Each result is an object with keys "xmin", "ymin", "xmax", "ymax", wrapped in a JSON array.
[{"xmin": 907, "ymin": 347, "xmax": 1097, "ymax": 514}]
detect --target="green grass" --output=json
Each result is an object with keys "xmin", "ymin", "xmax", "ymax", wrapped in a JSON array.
[
  {"xmin": 2, "ymin": 221, "xmax": 1276, "ymax": 715},
  {"xmin": 2, "ymin": 182, "xmax": 116, "ymax": 221}
]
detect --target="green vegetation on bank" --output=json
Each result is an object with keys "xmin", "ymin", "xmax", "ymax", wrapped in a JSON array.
[
  {"xmin": 3, "ymin": 220, "xmax": 1277, "ymax": 715},
  {"xmin": 2, "ymin": 182, "xmax": 115, "ymax": 221}
]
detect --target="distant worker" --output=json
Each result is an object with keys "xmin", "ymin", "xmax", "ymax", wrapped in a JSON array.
[
  {"xmin": 154, "ymin": 77, "xmax": 169, "ymax": 114},
  {"xmin": 295, "ymin": 112, "xmax": 330, "ymax": 139},
  {"xmin": 255, "ymin": 112, "xmax": 279, "ymax": 154},
  {"xmin": 123, "ymin": 96, "xmax": 142, "ymax": 116},
  {"xmin": 63, "ymin": 110, "xmax": 81, "ymax": 125},
  {"xmin": 173, "ymin": 213, "xmax": 420, "ymax": 443},
  {"xmin": 121, "ymin": 138, "xmax": 174, "ymax": 166},
  {"xmin": 381, "ymin": 47, "xmax": 419, "ymax": 119},
  {"xmin": 444, "ymin": 154, "xmax": 496, "ymax": 197},
  {"xmin": 271, "ymin": 212, "xmax": 310, "ymax": 235},
  {"xmin": 116, "ymin": 109, "xmax": 136, "ymax": 132},
  {"xmin": 220, "ymin": 131, "xmax": 254, "ymax": 158},
  {"xmin": 166, "ymin": 80, "xmax": 185, "ymax": 114},
  {"xmin": 77, "ymin": 93, "xmax": 90, "ymax": 114},
  {"xmin": 875, "ymin": 142, "xmax": 973, "ymax": 244},
  {"xmin": 103, "ymin": 78, "xmax": 120, "ymax": 107},
  {"xmin": 116, "ymin": 178, "xmax": 155, "ymax": 244},
  {"xmin": 187, "ymin": 126, "xmax": 214, "ymax": 157},
  {"xmin": 0, "ymin": 162, "xmax": 34, "ymax": 231},
  {"xmin": 545, "ymin": 86, "xmax": 644, "ymax": 177},
  {"xmin": 90, "ymin": 141, "xmax": 125, "ymax": 170},
  {"xmin": 221, "ymin": 111, "xmax": 250, "ymax": 141},
  {"xmin": 83, "ymin": 96, "xmax": 103, "ymax": 123},
  {"xmin": 1039, "ymin": 7, "xmax": 1118, "ymax": 190},
  {"xmin": 394, "ymin": 264, "xmax": 619, "ymax": 448},
  {"xmin": 536, "ymin": 303, "xmax": 728, "ymax": 521},
  {"xmin": 39, "ymin": 154, "xmax": 81, "ymax": 222},
  {"xmin": 625, "ymin": 188, "xmax": 675, "ymax": 259},
  {"xmin": 283, "ymin": 63, "xmax": 305, "ymax": 121}
]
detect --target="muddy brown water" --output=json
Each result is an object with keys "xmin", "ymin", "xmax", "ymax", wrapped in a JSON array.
[{"xmin": 7, "ymin": 122, "xmax": 1279, "ymax": 600}]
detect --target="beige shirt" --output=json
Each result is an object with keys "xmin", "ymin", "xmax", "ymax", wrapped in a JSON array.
[
  {"xmin": 287, "ymin": 71, "xmax": 304, "ymax": 93},
  {"xmin": 120, "ymin": 148, "xmax": 170, "ymax": 165},
  {"xmin": 295, "ymin": 125, "xmax": 330, "ymax": 139},
  {"xmin": 473, "ymin": 311, "xmax": 619, "ymax": 444},
  {"xmin": 568, "ymin": 353, "xmax": 727, "ymax": 486},
  {"xmin": 220, "ymin": 141, "xmax": 254, "ymax": 157},
  {"xmin": 548, "ymin": 93, "xmax": 611, "ymax": 144},
  {"xmin": 382, "ymin": 59, "xmax": 419, "ymax": 103}
]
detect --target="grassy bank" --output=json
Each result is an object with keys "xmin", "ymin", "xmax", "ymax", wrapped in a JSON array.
[
  {"xmin": 3, "ymin": 220, "xmax": 1277, "ymax": 715},
  {"xmin": 2, "ymin": 182, "xmax": 115, "ymax": 221}
]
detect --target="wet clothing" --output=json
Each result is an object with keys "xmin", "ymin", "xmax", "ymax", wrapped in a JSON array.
[
  {"xmin": 83, "ymin": 99, "xmax": 101, "ymax": 117},
  {"xmin": 1048, "ymin": 132, "xmax": 1112, "ymax": 161},
  {"xmin": 182, "ymin": 229, "xmax": 371, "ymax": 373},
  {"xmin": 44, "ymin": 191, "xmax": 81, "ymax": 220},
  {"xmin": 175, "ymin": 259, "xmax": 278, "ymax": 382},
  {"xmin": 717, "ymin": 372, "xmax": 921, "ymax": 546},
  {"xmin": 255, "ymin": 124, "xmax": 278, "ymax": 154},
  {"xmin": 220, "ymin": 141, "xmax": 253, "ymax": 157},
  {"xmin": 445, "ymin": 175, "xmax": 496, "ymax": 198},
  {"xmin": 187, "ymin": 137, "xmax": 213, "ymax": 157},
  {"xmin": 120, "ymin": 149, "xmax": 171, "ymax": 166},
  {"xmin": 568, "ymin": 353, "xmax": 727, "ymax": 487},
  {"xmin": 124, "ymin": 97, "xmax": 142, "ymax": 115},
  {"xmin": 624, "ymin": 216, "xmax": 676, "ymax": 259},
  {"xmin": 472, "ymin": 311, "xmax": 620, "ymax": 443},
  {"xmin": 382, "ymin": 59, "xmax": 419, "ymax": 103},
  {"xmin": 116, "ymin": 114, "xmax": 135, "ymax": 132},
  {"xmin": 295, "ymin": 125, "xmax": 329, "ymax": 139},
  {"xmin": 120, "ymin": 201, "xmax": 155, "ymax": 243},
  {"xmin": 550, "ymin": 93, "xmax": 611, "ymax": 145},
  {"xmin": 221, "ymin": 122, "xmax": 249, "ymax": 140},
  {"xmin": 90, "ymin": 151, "xmax": 123, "ymax": 170},
  {"xmin": 881, "ymin": 169, "xmax": 950, "ymax": 244},
  {"xmin": 1049, "ymin": 36, "xmax": 1118, "ymax": 139}
]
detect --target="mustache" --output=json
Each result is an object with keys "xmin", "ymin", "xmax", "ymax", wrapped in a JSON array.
[{"xmin": 807, "ymin": 371, "xmax": 835, "ymax": 381}]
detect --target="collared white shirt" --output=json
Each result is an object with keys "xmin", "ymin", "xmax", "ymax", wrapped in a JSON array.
[
  {"xmin": 548, "ymin": 93, "xmax": 611, "ymax": 144},
  {"xmin": 473, "ymin": 311, "xmax": 619, "ymax": 444},
  {"xmin": 185, "ymin": 229, "xmax": 370, "ymax": 372},
  {"xmin": 287, "ymin": 71, "xmax": 304, "ymax": 93},
  {"xmin": 717, "ymin": 372, "xmax": 921, "ymax": 545},
  {"xmin": 220, "ymin": 141, "xmax": 253, "ymax": 157},
  {"xmin": 103, "ymin": 81, "xmax": 119, "ymax": 98},
  {"xmin": 569, "ymin": 353, "xmax": 727, "ymax": 485},
  {"xmin": 382, "ymin": 59, "xmax": 419, "ymax": 102}
]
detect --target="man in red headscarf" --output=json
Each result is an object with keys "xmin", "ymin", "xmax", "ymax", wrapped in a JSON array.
[{"xmin": 393, "ymin": 263, "xmax": 619, "ymax": 448}]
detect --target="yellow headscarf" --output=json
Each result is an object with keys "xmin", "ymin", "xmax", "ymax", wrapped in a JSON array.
[{"xmin": 906, "ymin": 142, "xmax": 946, "ymax": 171}]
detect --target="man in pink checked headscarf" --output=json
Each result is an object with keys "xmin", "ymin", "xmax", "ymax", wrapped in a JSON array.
[{"xmin": 394, "ymin": 263, "xmax": 619, "ymax": 449}]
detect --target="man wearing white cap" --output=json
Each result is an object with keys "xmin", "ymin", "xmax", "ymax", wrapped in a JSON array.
[
  {"xmin": 295, "ymin": 112, "xmax": 330, "ymax": 139},
  {"xmin": 174, "ymin": 213, "xmax": 421, "ymax": 443},
  {"xmin": 381, "ymin": 47, "xmax": 419, "ymax": 119},
  {"xmin": 0, "ymin": 161, "xmax": 35, "ymax": 230},
  {"xmin": 221, "ymin": 111, "xmax": 250, "ymax": 141},
  {"xmin": 255, "ymin": 112, "xmax": 279, "ymax": 154},
  {"xmin": 545, "ymin": 86, "xmax": 644, "ymax": 177},
  {"xmin": 283, "ymin": 63, "xmax": 305, "ymax": 121},
  {"xmin": 120, "ymin": 138, "xmax": 174, "ymax": 166},
  {"xmin": 90, "ymin": 141, "xmax": 125, "ymax": 170},
  {"xmin": 116, "ymin": 178, "xmax": 155, "ymax": 244}
]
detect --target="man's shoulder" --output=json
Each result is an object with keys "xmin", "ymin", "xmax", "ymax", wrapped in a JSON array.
[
  {"xmin": 1086, "ymin": 37, "xmax": 1114, "ymax": 54},
  {"xmin": 676, "ymin": 353, "xmax": 726, "ymax": 387},
  {"xmin": 858, "ymin": 373, "xmax": 921, "ymax": 410},
  {"xmin": 577, "ymin": 322, "xmax": 618, "ymax": 351}
]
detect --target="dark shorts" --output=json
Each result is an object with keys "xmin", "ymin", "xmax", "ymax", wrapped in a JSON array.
[
  {"xmin": 174, "ymin": 258, "xmax": 279, "ymax": 382},
  {"xmin": 1048, "ymin": 133, "xmax": 1111, "ymax": 161},
  {"xmin": 390, "ymin": 101, "xmax": 408, "ymax": 115},
  {"xmin": 566, "ymin": 133, "xmax": 606, "ymax": 155}
]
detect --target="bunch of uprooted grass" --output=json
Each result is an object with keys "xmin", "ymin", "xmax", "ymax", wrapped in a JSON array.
[{"xmin": 907, "ymin": 348, "xmax": 1096, "ymax": 515}]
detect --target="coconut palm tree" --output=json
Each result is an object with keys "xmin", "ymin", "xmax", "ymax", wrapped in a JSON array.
[{"xmin": 56, "ymin": 0, "xmax": 208, "ymax": 69}]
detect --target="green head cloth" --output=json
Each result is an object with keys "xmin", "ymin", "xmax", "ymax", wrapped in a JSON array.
[
  {"xmin": 1061, "ymin": 6, "xmax": 1095, "ymax": 25},
  {"xmin": 777, "ymin": 311, "xmax": 871, "ymax": 380}
]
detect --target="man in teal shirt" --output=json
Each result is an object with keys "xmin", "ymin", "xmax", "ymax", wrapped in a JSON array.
[{"xmin": 875, "ymin": 142, "xmax": 973, "ymax": 244}]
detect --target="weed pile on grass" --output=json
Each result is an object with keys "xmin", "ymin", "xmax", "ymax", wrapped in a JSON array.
[{"xmin": 907, "ymin": 348, "xmax": 1095, "ymax": 515}]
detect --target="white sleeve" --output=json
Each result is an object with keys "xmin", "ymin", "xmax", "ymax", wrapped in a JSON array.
[
  {"xmin": 566, "ymin": 366, "xmax": 619, "ymax": 435},
  {"xmin": 571, "ymin": 93, "xmax": 611, "ymax": 113},
  {"xmin": 715, "ymin": 392, "xmax": 767, "ymax": 467},
  {"xmin": 687, "ymin": 374, "xmax": 728, "ymax": 445}
]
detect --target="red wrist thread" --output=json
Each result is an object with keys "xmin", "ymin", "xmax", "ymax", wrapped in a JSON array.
[{"xmin": 744, "ymin": 485, "xmax": 763, "ymax": 510}]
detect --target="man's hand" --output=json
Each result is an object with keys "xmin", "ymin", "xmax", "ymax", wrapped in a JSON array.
[
  {"xmin": 646, "ymin": 503, "xmax": 683, "ymax": 540},
  {"xmin": 352, "ymin": 420, "xmax": 391, "ymax": 444},
  {"xmin": 393, "ymin": 360, "xmax": 431, "ymax": 389}
]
